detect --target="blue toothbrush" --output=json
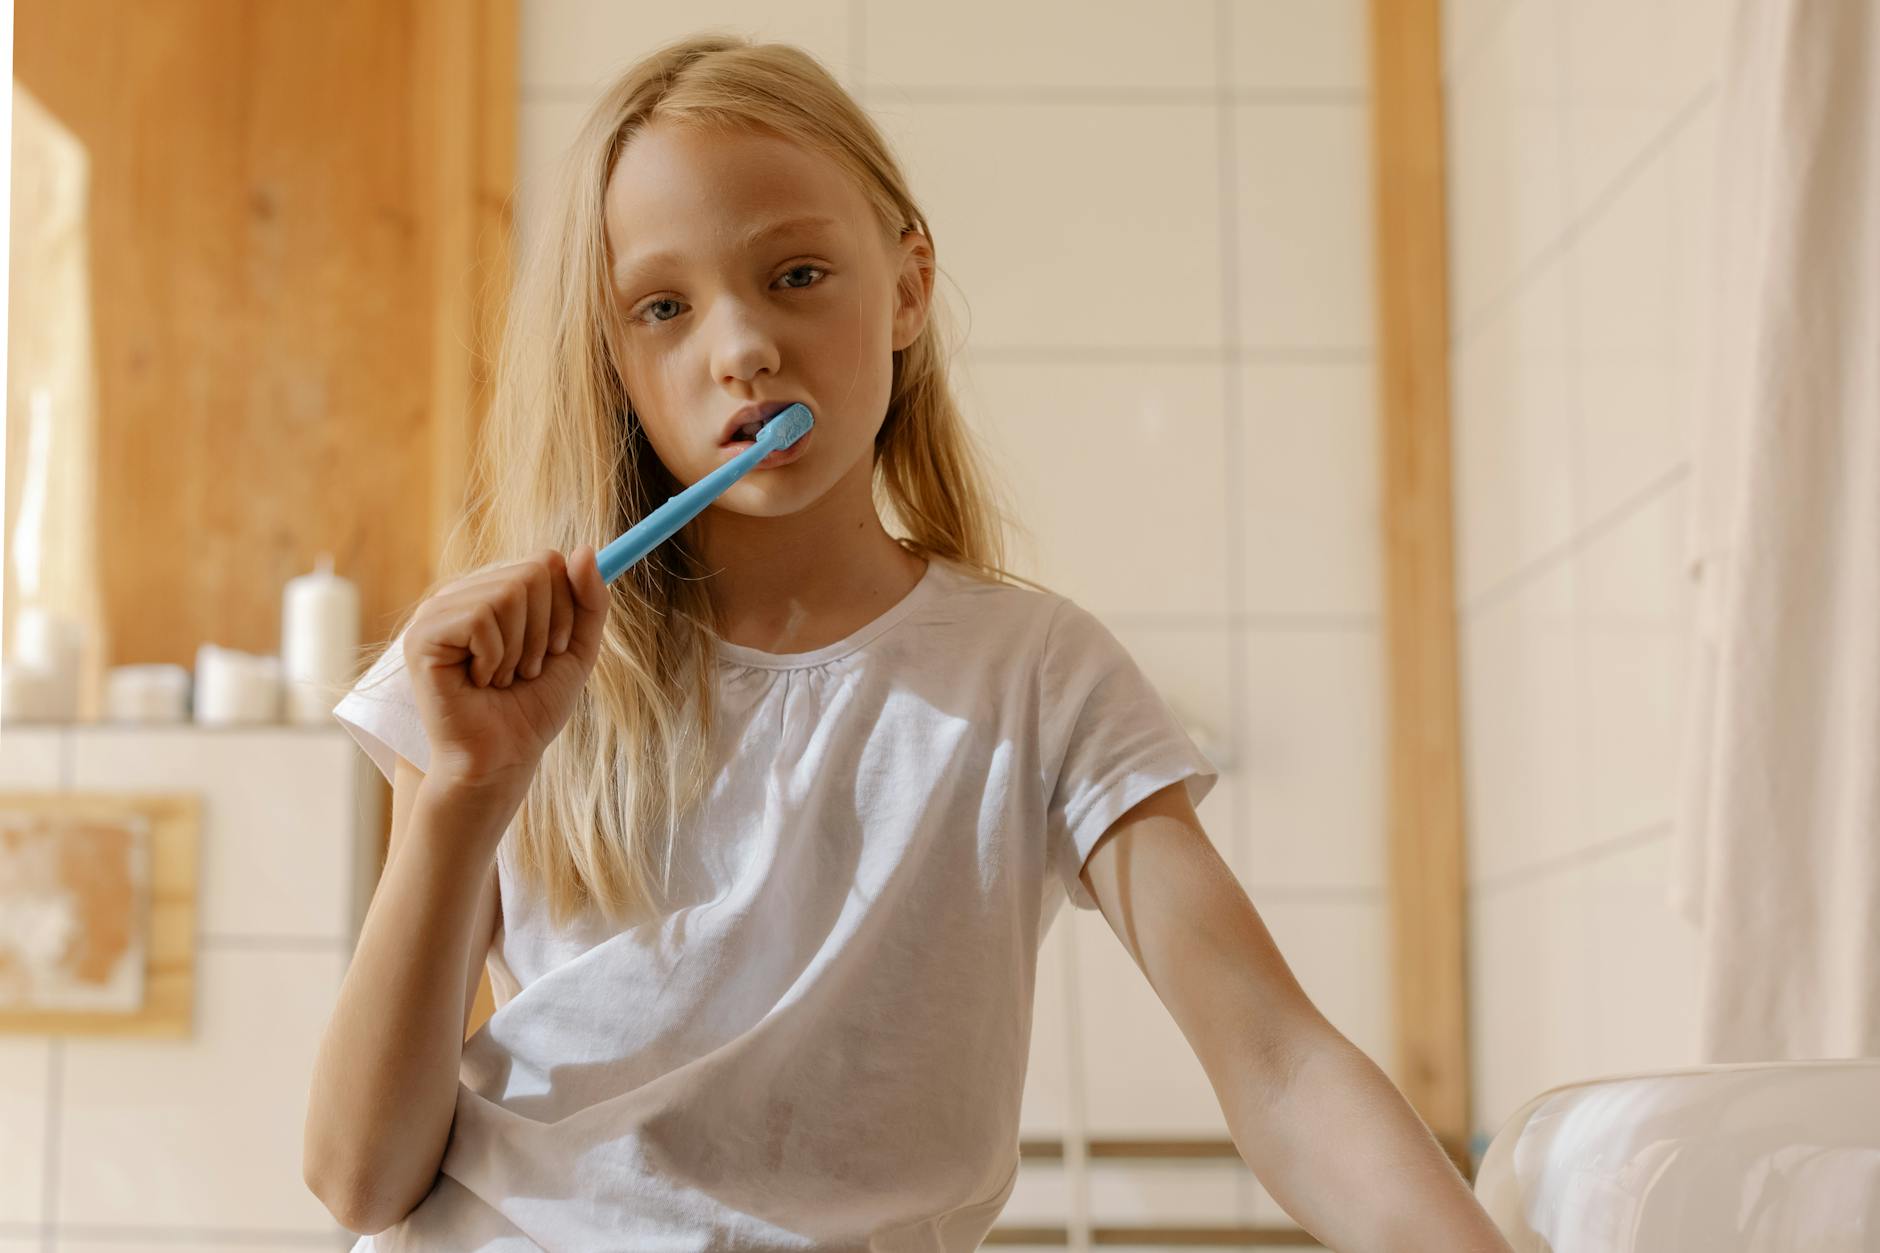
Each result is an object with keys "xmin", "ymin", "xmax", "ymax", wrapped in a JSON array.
[{"xmin": 594, "ymin": 403, "xmax": 815, "ymax": 584}]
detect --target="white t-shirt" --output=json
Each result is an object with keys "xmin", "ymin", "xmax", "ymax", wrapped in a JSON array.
[{"xmin": 330, "ymin": 554, "xmax": 1217, "ymax": 1251}]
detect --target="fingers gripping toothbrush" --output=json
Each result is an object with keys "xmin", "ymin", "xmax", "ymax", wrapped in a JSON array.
[{"xmin": 593, "ymin": 403, "xmax": 815, "ymax": 584}]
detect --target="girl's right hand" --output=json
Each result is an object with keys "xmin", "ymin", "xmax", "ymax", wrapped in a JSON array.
[{"xmin": 403, "ymin": 545, "xmax": 610, "ymax": 796}]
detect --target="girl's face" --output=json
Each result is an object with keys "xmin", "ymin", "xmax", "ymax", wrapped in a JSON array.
[{"xmin": 602, "ymin": 122, "xmax": 931, "ymax": 516}]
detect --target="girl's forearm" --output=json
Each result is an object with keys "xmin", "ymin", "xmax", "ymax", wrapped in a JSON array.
[
  {"xmin": 1220, "ymin": 1027, "xmax": 1513, "ymax": 1252},
  {"xmin": 302, "ymin": 782, "xmax": 515, "ymax": 1232}
]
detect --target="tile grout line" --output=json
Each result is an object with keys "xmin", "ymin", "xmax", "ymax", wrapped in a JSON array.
[
  {"xmin": 862, "ymin": 85, "xmax": 1368, "ymax": 105},
  {"xmin": 199, "ymin": 934, "xmax": 355, "ymax": 951},
  {"xmin": 966, "ymin": 345, "xmax": 1372, "ymax": 363},
  {"xmin": 1474, "ymin": 820, "xmax": 1673, "ymax": 897},
  {"xmin": 40, "ymin": 1039, "xmax": 61, "ymax": 1253},
  {"xmin": 43, "ymin": 726, "xmax": 69, "ymax": 1253},
  {"xmin": 1551, "ymin": 0, "xmax": 1598, "ymax": 908},
  {"xmin": 1059, "ymin": 917, "xmax": 1094, "ymax": 1252},
  {"xmin": 1212, "ymin": 0, "xmax": 1258, "ymax": 1228},
  {"xmin": 16, "ymin": 1225, "xmax": 343, "ymax": 1245},
  {"xmin": 1451, "ymin": 80, "xmax": 1720, "ymax": 354},
  {"xmin": 1442, "ymin": 0, "xmax": 1529, "ymax": 92},
  {"xmin": 524, "ymin": 83, "xmax": 1367, "ymax": 106},
  {"xmin": 1460, "ymin": 461, "xmax": 1691, "ymax": 619},
  {"xmin": 1243, "ymin": 884, "xmax": 1385, "ymax": 904},
  {"xmin": 1214, "ymin": 0, "xmax": 1247, "ymax": 876}
]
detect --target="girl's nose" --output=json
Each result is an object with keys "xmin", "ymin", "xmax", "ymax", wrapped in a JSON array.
[{"xmin": 707, "ymin": 301, "xmax": 782, "ymax": 385}]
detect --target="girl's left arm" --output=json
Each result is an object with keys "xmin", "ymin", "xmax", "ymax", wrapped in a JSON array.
[{"xmin": 1074, "ymin": 781, "xmax": 1513, "ymax": 1253}]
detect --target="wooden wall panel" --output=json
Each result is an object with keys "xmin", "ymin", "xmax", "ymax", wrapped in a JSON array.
[
  {"xmin": 14, "ymin": 0, "xmax": 515, "ymax": 667},
  {"xmin": 1367, "ymin": 0, "xmax": 1473, "ymax": 1171}
]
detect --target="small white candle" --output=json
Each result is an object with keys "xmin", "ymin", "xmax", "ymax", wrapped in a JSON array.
[
  {"xmin": 281, "ymin": 554, "xmax": 361, "ymax": 724},
  {"xmin": 194, "ymin": 644, "xmax": 282, "ymax": 725}
]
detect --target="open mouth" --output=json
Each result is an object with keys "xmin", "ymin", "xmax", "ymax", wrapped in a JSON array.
[
  {"xmin": 718, "ymin": 423, "xmax": 813, "ymax": 468},
  {"xmin": 721, "ymin": 418, "xmax": 769, "ymax": 447},
  {"xmin": 719, "ymin": 400, "xmax": 802, "ymax": 449}
]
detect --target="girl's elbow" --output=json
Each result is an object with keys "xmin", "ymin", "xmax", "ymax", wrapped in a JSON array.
[{"xmin": 304, "ymin": 1152, "xmax": 421, "ymax": 1236}]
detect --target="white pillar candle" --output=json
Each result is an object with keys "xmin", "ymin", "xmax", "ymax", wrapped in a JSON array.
[{"xmin": 281, "ymin": 554, "xmax": 361, "ymax": 725}]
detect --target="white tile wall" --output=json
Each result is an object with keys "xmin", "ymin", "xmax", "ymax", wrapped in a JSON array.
[
  {"xmin": 1233, "ymin": 102, "xmax": 1376, "ymax": 352},
  {"xmin": 1444, "ymin": 0, "xmax": 1725, "ymax": 1146},
  {"xmin": 1444, "ymin": 0, "xmax": 1568, "ymax": 333},
  {"xmin": 1451, "ymin": 259, "xmax": 1577, "ymax": 605},
  {"xmin": 1471, "ymin": 832, "xmax": 1701, "ymax": 1134},
  {"xmin": 1568, "ymin": 143, "xmax": 1684, "ymax": 524},
  {"xmin": 1459, "ymin": 558, "xmax": 1585, "ymax": 884},
  {"xmin": 0, "ymin": 725, "xmax": 372, "ymax": 1250},
  {"xmin": 1440, "ymin": 0, "xmax": 1513, "ymax": 79},
  {"xmin": 1238, "ymin": 630, "xmax": 1384, "ymax": 891},
  {"xmin": 1579, "ymin": 484, "xmax": 1693, "ymax": 846},
  {"xmin": 1231, "ymin": 0, "xmax": 1367, "ymax": 93},
  {"xmin": 519, "ymin": 0, "xmax": 856, "ymax": 97},
  {"xmin": 864, "ymin": 0, "xmax": 1218, "ymax": 91},
  {"xmin": 1558, "ymin": 0, "xmax": 1729, "ymax": 225},
  {"xmin": 870, "ymin": 99, "xmax": 1227, "ymax": 352},
  {"xmin": 515, "ymin": 0, "xmax": 1386, "ymax": 1240},
  {"xmin": 1237, "ymin": 363, "xmax": 1381, "ymax": 618},
  {"xmin": 0, "ymin": 1032, "xmax": 51, "ymax": 1223},
  {"xmin": 957, "ymin": 359, "xmax": 1230, "ymax": 618}
]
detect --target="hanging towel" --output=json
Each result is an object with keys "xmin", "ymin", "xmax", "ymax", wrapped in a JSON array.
[
  {"xmin": 1671, "ymin": 0, "xmax": 1880, "ymax": 1060},
  {"xmin": 4, "ymin": 83, "xmax": 107, "ymax": 716}
]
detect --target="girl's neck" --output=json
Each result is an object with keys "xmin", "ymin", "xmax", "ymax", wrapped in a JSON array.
[{"xmin": 698, "ymin": 489, "xmax": 929, "ymax": 656}]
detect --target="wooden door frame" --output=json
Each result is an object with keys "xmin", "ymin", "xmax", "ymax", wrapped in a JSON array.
[{"xmin": 1368, "ymin": 0, "xmax": 1474, "ymax": 1172}]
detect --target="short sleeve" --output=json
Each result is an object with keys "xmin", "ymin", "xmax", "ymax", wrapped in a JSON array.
[
  {"xmin": 1040, "ymin": 598, "xmax": 1219, "ymax": 911},
  {"xmin": 331, "ymin": 628, "xmax": 432, "ymax": 784}
]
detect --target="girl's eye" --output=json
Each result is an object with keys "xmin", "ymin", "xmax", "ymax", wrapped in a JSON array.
[
  {"xmin": 777, "ymin": 264, "xmax": 827, "ymax": 290},
  {"xmin": 631, "ymin": 265, "xmax": 829, "ymax": 326}
]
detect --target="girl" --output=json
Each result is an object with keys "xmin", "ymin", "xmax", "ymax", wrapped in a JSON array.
[{"xmin": 303, "ymin": 33, "xmax": 1511, "ymax": 1252}]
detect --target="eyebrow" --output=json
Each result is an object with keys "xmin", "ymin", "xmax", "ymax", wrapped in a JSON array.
[{"xmin": 612, "ymin": 214, "xmax": 842, "ymax": 290}]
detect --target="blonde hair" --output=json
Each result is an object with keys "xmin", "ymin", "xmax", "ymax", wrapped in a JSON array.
[{"xmin": 359, "ymin": 33, "xmax": 1047, "ymax": 928}]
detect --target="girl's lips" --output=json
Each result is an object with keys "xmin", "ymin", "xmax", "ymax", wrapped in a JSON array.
[{"xmin": 717, "ymin": 426, "xmax": 812, "ymax": 469}]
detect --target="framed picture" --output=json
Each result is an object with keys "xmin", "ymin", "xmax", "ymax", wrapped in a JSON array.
[{"xmin": 0, "ymin": 792, "xmax": 199, "ymax": 1037}]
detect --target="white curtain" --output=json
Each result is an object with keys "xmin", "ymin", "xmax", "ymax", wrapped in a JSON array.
[{"xmin": 1673, "ymin": 0, "xmax": 1880, "ymax": 1060}]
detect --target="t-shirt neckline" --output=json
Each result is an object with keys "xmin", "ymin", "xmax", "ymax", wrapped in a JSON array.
[{"xmin": 712, "ymin": 557, "xmax": 944, "ymax": 671}]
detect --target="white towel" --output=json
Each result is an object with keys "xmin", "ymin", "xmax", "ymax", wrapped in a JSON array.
[
  {"xmin": 1672, "ymin": 0, "xmax": 1880, "ymax": 1060},
  {"xmin": 5, "ymin": 84, "xmax": 106, "ymax": 718}
]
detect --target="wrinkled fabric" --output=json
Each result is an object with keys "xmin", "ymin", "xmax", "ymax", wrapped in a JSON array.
[
  {"xmin": 1673, "ymin": 0, "xmax": 1880, "ymax": 1060},
  {"xmin": 332, "ymin": 556, "xmax": 1216, "ymax": 1249}
]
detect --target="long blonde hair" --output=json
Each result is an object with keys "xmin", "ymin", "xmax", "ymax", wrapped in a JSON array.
[{"xmin": 361, "ymin": 33, "xmax": 1046, "ymax": 928}]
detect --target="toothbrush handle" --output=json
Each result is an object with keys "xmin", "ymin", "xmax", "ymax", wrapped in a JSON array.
[{"xmin": 595, "ymin": 440, "xmax": 777, "ymax": 584}]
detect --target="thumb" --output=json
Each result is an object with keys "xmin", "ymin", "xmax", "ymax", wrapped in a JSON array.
[{"xmin": 565, "ymin": 543, "xmax": 611, "ymax": 661}]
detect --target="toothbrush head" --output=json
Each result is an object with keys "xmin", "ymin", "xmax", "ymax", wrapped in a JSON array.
[{"xmin": 755, "ymin": 403, "xmax": 814, "ymax": 449}]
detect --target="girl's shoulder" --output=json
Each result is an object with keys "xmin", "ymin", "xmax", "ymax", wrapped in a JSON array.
[
  {"xmin": 917, "ymin": 556, "xmax": 1114, "ymax": 670},
  {"xmin": 925, "ymin": 555, "xmax": 1067, "ymax": 629}
]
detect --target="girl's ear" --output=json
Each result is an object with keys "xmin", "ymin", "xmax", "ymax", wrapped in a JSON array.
[{"xmin": 889, "ymin": 228, "xmax": 935, "ymax": 353}]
